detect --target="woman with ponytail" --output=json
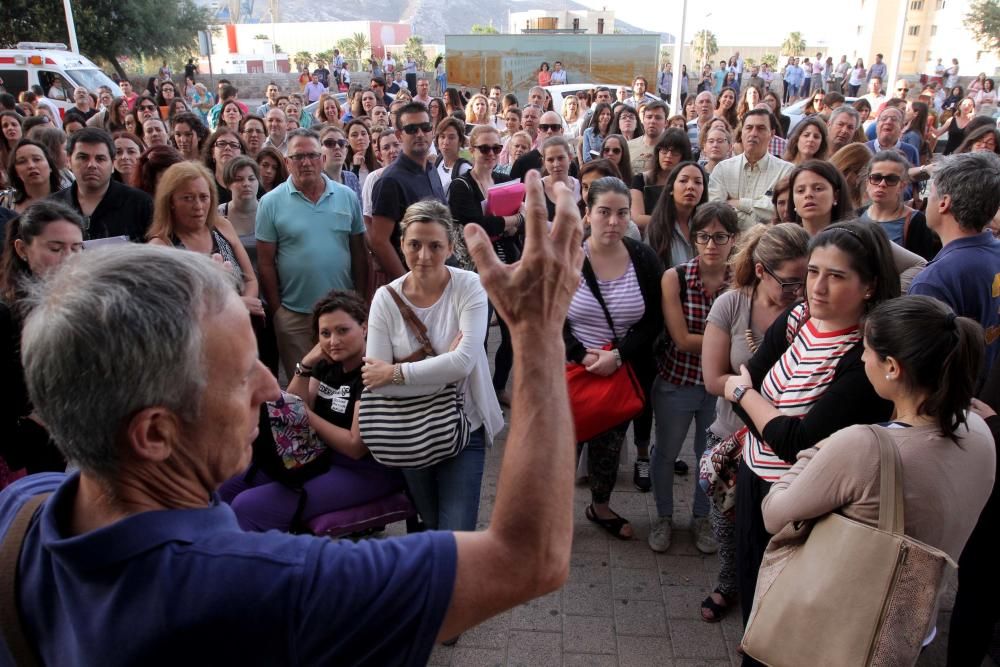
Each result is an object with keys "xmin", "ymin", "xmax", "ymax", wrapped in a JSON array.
[
  {"xmin": 762, "ymin": 295, "xmax": 995, "ymax": 645},
  {"xmin": 698, "ymin": 222, "xmax": 809, "ymax": 623}
]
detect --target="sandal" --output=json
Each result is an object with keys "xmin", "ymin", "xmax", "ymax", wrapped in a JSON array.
[
  {"xmin": 700, "ymin": 588, "xmax": 736, "ymax": 623},
  {"xmin": 585, "ymin": 504, "xmax": 632, "ymax": 540}
]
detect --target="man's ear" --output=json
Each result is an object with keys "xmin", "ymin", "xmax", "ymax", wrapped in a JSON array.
[{"xmin": 124, "ymin": 407, "xmax": 181, "ymax": 463}]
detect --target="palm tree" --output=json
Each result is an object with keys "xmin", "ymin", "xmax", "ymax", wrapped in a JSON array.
[
  {"xmin": 781, "ymin": 32, "xmax": 806, "ymax": 57},
  {"xmin": 691, "ymin": 30, "xmax": 718, "ymax": 69},
  {"xmin": 293, "ymin": 51, "xmax": 313, "ymax": 72},
  {"xmin": 347, "ymin": 32, "xmax": 371, "ymax": 71}
]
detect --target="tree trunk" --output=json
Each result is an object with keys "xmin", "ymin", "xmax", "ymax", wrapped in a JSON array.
[{"xmin": 108, "ymin": 56, "xmax": 129, "ymax": 84}]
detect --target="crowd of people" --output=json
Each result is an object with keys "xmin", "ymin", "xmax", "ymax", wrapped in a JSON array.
[{"xmin": 0, "ymin": 52, "xmax": 999, "ymax": 664}]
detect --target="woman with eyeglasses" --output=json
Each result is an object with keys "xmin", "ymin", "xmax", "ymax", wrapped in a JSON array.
[
  {"xmin": 319, "ymin": 125, "xmax": 361, "ymax": 204},
  {"xmin": 648, "ymin": 201, "xmax": 738, "ymax": 555},
  {"xmin": 719, "ymin": 221, "xmax": 899, "ymax": 635},
  {"xmin": 859, "ymin": 150, "xmax": 937, "ymax": 261},
  {"xmin": 201, "ymin": 127, "xmax": 248, "ymax": 205},
  {"xmin": 0, "ymin": 200, "xmax": 86, "ymax": 486},
  {"xmin": 155, "ymin": 80, "xmax": 178, "ymax": 116},
  {"xmin": 600, "ymin": 134, "xmax": 633, "ymax": 187},
  {"xmin": 449, "ymin": 124, "xmax": 521, "ymax": 405},
  {"xmin": 698, "ymin": 222, "xmax": 809, "ymax": 622},
  {"xmin": 610, "ymin": 105, "xmax": 643, "ymax": 141},
  {"xmin": 701, "ymin": 125, "xmax": 733, "ymax": 175}
]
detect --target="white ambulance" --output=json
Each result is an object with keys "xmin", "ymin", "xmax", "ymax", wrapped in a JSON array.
[{"xmin": 0, "ymin": 42, "xmax": 121, "ymax": 111}]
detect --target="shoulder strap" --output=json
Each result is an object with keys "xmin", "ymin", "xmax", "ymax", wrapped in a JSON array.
[
  {"xmin": 581, "ymin": 258, "xmax": 619, "ymax": 346},
  {"xmin": 385, "ymin": 286, "xmax": 436, "ymax": 357},
  {"xmin": 676, "ymin": 263, "xmax": 688, "ymax": 306},
  {"xmin": 868, "ymin": 426, "xmax": 905, "ymax": 534},
  {"xmin": 902, "ymin": 206, "xmax": 915, "ymax": 247},
  {"xmin": 0, "ymin": 493, "xmax": 50, "ymax": 667}
]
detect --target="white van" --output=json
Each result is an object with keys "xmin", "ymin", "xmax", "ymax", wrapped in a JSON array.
[{"xmin": 0, "ymin": 42, "xmax": 121, "ymax": 111}]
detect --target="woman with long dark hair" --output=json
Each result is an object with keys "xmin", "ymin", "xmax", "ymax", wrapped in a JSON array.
[
  {"xmin": 1, "ymin": 140, "xmax": 61, "ymax": 213},
  {"xmin": 645, "ymin": 161, "xmax": 709, "ymax": 268},
  {"xmin": 782, "ymin": 117, "xmax": 830, "ymax": 164},
  {"xmin": 630, "ymin": 130, "xmax": 693, "ymax": 229},
  {"xmin": 201, "ymin": 127, "xmax": 248, "ymax": 205},
  {"xmin": 715, "ymin": 87, "xmax": 738, "ymax": 130},
  {"xmin": 786, "ymin": 159, "xmax": 853, "ymax": 236},
  {"xmin": 344, "ymin": 119, "xmax": 378, "ymax": 189},
  {"xmin": 600, "ymin": 134, "xmax": 633, "ymax": 186}
]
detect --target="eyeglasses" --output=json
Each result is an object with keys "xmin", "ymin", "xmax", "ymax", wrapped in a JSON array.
[
  {"xmin": 288, "ymin": 152, "xmax": 322, "ymax": 162},
  {"xmin": 693, "ymin": 231, "xmax": 734, "ymax": 246},
  {"xmin": 603, "ymin": 147, "xmax": 622, "ymax": 155},
  {"xmin": 401, "ymin": 122, "xmax": 433, "ymax": 135},
  {"xmin": 868, "ymin": 172, "xmax": 902, "ymax": 186},
  {"xmin": 243, "ymin": 128, "xmax": 265, "ymax": 135},
  {"xmin": 472, "ymin": 144, "xmax": 503, "ymax": 155},
  {"xmin": 214, "ymin": 141, "xmax": 242, "ymax": 150},
  {"xmin": 538, "ymin": 123, "xmax": 562, "ymax": 132},
  {"xmin": 323, "ymin": 138, "xmax": 348, "ymax": 148},
  {"xmin": 762, "ymin": 264, "xmax": 805, "ymax": 296}
]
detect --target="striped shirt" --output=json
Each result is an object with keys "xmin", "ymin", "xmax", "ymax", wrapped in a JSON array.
[
  {"xmin": 744, "ymin": 303, "xmax": 863, "ymax": 481},
  {"xmin": 567, "ymin": 258, "xmax": 646, "ymax": 349}
]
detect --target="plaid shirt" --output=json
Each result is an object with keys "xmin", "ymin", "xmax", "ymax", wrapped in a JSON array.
[
  {"xmin": 769, "ymin": 135, "xmax": 788, "ymax": 158},
  {"xmin": 657, "ymin": 256, "xmax": 731, "ymax": 386}
]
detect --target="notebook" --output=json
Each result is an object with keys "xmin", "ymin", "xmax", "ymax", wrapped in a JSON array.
[{"xmin": 485, "ymin": 180, "xmax": 526, "ymax": 217}]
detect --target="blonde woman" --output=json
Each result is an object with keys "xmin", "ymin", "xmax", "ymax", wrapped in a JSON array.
[
  {"xmin": 562, "ymin": 95, "xmax": 583, "ymax": 140},
  {"xmin": 147, "ymin": 161, "xmax": 261, "ymax": 318},
  {"xmin": 464, "ymin": 93, "xmax": 492, "ymax": 126}
]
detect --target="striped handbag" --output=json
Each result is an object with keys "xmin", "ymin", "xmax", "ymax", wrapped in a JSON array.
[{"xmin": 358, "ymin": 287, "xmax": 471, "ymax": 469}]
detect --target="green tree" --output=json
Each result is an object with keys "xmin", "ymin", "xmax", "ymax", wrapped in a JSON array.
[
  {"xmin": 346, "ymin": 32, "xmax": 370, "ymax": 70},
  {"xmin": 781, "ymin": 31, "xmax": 806, "ymax": 57},
  {"xmin": 315, "ymin": 49, "xmax": 335, "ymax": 67},
  {"xmin": 966, "ymin": 0, "xmax": 1000, "ymax": 53},
  {"xmin": 691, "ymin": 29, "xmax": 718, "ymax": 67},
  {"xmin": 293, "ymin": 51, "xmax": 313, "ymax": 71},
  {"xmin": 744, "ymin": 57, "xmax": 757, "ymax": 68},
  {"xmin": 403, "ymin": 36, "xmax": 428, "ymax": 71},
  {"xmin": 470, "ymin": 23, "xmax": 499, "ymax": 34},
  {"xmin": 761, "ymin": 53, "xmax": 779, "ymax": 68},
  {"xmin": 0, "ymin": 0, "xmax": 210, "ymax": 80}
]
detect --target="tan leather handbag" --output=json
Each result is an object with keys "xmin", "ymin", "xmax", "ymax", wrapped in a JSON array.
[{"xmin": 742, "ymin": 426, "xmax": 957, "ymax": 666}]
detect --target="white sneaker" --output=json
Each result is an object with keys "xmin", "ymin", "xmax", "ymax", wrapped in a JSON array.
[
  {"xmin": 693, "ymin": 516, "xmax": 719, "ymax": 554},
  {"xmin": 648, "ymin": 516, "xmax": 672, "ymax": 553}
]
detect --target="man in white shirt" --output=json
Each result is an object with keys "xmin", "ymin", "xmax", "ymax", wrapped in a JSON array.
[
  {"xmin": 550, "ymin": 61, "xmax": 567, "ymax": 85},
  {"xmin": 862, "ymin": 77, "xmax": 887, "ymax": 112},
  {"xmin": 708, "ymin": 109, "xmax": 793, "ymax": 229}
]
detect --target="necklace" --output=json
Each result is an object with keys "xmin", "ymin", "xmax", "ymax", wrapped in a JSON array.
[{"xmin": 744, "ymin": 289, "xmax": 763, "ymax": 354}]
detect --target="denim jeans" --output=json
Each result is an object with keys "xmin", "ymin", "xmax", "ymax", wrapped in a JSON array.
[
  {"xmin": 403, "ymin": 426, "xmax": 485, "ymax": 531},
  {"xmin": 650, "ymin": 378, "xmax": 715, "ymax": 518}
]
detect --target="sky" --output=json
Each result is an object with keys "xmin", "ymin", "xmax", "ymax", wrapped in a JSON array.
[{"xmin": 574, "ymin": 0, "xmax": 855, "ymax": 47}]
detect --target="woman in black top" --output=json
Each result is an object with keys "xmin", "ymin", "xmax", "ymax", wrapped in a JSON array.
[
  {"xmin": 219, "ymin": 291, "xmax": 405, "ymax": 532},
  {"xmin": 630, "ymin": 129, "xmax": 692, "ymax": 231},
  {"xmin": 449, "ymin": 124, "xmax": 522, "ymax": 404},
  {"xmin": 0, "ymin": 200, "xmax": 85, "ymax": 486}
]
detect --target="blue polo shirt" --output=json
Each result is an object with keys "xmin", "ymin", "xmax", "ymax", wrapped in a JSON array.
[
  {"xmin": 0, "ymin": 473, "xmax": 456, "ymax": 666},
  {"xmin": 256, "ymin": 174, "xmax": 365, "ymax": 313},
  {"xmin": 909, "ymin": 231, "xmax": 1000, "ymax": 370}
]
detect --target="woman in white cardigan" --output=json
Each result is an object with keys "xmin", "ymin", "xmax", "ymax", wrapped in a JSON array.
[{"xmin": 362, "ymin": 200, "xmax": 504, "ymax": 531}]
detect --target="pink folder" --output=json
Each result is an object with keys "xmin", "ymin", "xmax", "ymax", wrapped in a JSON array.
[{"xmin": 485, "ymin": 181, "xmax": 526, "ymax": 217}]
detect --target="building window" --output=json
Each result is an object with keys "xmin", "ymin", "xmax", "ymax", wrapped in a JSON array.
[
  {"xmin": 904, "ymin": 50, "xmax": 917, "ymax": 62},
  {"xmin": 857, "ymin": 25, "xmax": 863, "ymax": 35},
  {"xmin": 597, "ymin": 18, "xmax": 604, "ymax": 34},
  {"xmin": 910, "ymin": 0, "xmax": 923, "ymax": 8},
  {"xmin": 573, "ymin": 18, "xmax": 580, "ymax": 30},
  {"xmin": 935, "ymin": 0, "xmax": 946, "ymax": 7},
  {"xmin": 908, "ymin": 25, "xmax": 921, "ymax": 36}
]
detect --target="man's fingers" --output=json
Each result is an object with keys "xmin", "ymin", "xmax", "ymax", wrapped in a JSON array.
[
  {"xmin": 549, "ymin": 180, "xmax": 583, "ymax": 250},
  {"xmin": 522, "ymin": 170, "xmax": 549, "ymax": 247},
  {"xmin": 464, "ymin": 223, "xmax": 502, "ymax": 276}
]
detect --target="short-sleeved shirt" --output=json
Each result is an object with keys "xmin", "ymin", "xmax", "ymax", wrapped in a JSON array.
[
  {"xmin": 255, "ymin": 174, "xmax": 365, "ymax": 313},
  {"xmin": 0, "ymin": 473, "xmax": 456, "ymax": 666},
  {"xmin": 371, "ymin": 152, "xmax": 447, "ymax": 253},
  {"xmin": 312, "ymin": 360, "xmax": 363, "ymax": 428},
  {"xmin": 706, "ymin": 288, "xmax": 759, "ymax": 437}
]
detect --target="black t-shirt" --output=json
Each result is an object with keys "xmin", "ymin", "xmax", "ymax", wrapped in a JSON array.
[{"xmin": 312, "ymin": 360, "xmax": 363, "ymax": 430}]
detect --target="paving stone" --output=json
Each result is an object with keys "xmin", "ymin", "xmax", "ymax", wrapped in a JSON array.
[
  {"xmin": 427, "ymin": 643, "xmax": 454, "ymax": 665},
  {"xmin": 662, "ymin": 584, "xmax": 714, "ymax": 620},
  {"xmin": 563, "ymin": 653, "xmax": 620, "ymax": 666},
  {"xmin": 450, "ymin": 647, "xmax": 506, "ymax": 666},
  {"xmin": 611, "ymin": 568, "xmax": 662, "ymax": 601},
  {"xmin": 614, "ymin": 599, "xmax": 668, "ymax": 637},
  {"xmin": 617, "ymin": 634, "xmax": 673, "ymax": 667},
  {"xmin": 668, "ymin": 619, "xmax": 729, "ymax": 659},
  {"xmin": 609, "ymin": 538, "xmax": 658, "ymax": 570},
  {"xmin": 673, "ymin": 660, "xmax": 732, "ymax": 667},
  {"xmin": 562, "ymin": 615, "xmax": 617, "ymax": 655},
  {"xmin": 562, "ymin": 581, "xmax": 614, "ymax": 617},
  {"xmin": 657, "ymin": 555, "xmax": 714, "ymax": 587},
  {"xmin": 505, "ymin": 630, "xmax": 562, "ymax": 667},
  {"xmin": 511, "ymin": 591, "xmax": 562, "ymax": 632},
  {"xmin": 458, "ymin": 612, "xmax": 512, "ymax": 649}
]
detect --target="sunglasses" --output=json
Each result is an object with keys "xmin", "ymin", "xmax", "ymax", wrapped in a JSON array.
[
  {"xmin": 401, "ymin": 122, "xmax": 433, "ymax": 135},
  {"xmin": 472, "ymin": 144, "xmax": 503, "ymax": 155},
  {"xmin": 138, "ymin": 104, "xmax": 156, "ymax": 111},
  {"xmin": 323, "ymin": 138, "xmax": 348, "ymax": 148},
  {"xmin": 763, "ymin": 264, "xmax": 805, "ymax": 296},
  {"xmin": 693, "ymin": 231, "xmax": 735, "ymax": 246},
  {"xmin": 538, "ymin": 123, "xmax": 562, "ymax": 132},
  {"xmin": 868, "ymin": 172, "xmax": 902, "ymax": 186}
]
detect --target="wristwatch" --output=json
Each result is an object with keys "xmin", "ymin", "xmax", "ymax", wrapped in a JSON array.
[
  {"xmin": 294, "ymin": 362, "xmax": 313, "ymax": 378},
  {"xmin": 732, "ymin": 384, "xmax": 750, "ymax": 404}
]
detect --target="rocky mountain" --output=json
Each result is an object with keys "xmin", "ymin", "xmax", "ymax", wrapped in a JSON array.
[{"xmin": 198, "ymin": 0, "xmax": 670, "ymax": 43}]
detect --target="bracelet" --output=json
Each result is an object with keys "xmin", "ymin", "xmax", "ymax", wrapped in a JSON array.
[
  {"xmin": 391, "ymin": 364, "xmax": 405, "ymax": 385},
  {"xmin": 611, "ymin": 349, "xmax": 622, "ymax": 368}
]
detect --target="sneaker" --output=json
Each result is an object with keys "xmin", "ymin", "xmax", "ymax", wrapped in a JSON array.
[
  {"xmin": 633, "ymin": 458, "xmax": 651, "ymax": 492},
  {"xmin": 674, "ymin": 459, "xmax": 689, "ymax": 475},
  {"xmin": 692, "ymin": 516, "xmax": 719, "ymax": 554},
  {"xmin": 648, "ymin": 516, "xmax": 673, "ymax": 553}
]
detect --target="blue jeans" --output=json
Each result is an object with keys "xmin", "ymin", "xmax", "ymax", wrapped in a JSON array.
[
  {"xmin": 403, "ymin": 426, "xmax": 485, "ymax": 531},
  {"xmin": 650, "ymin": 378, "xmax": 715, "ymax": 519}
]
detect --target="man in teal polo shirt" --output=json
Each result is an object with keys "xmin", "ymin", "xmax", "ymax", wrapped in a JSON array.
[{"xmin": 256, "ymin": 128, "xmax": 368, "ymax": 379}]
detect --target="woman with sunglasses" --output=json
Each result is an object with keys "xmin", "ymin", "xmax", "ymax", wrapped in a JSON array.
[
  {"xmin": 860, "ymin": 151, "xmax": 937, "ymax": 261},
  {"xmin": 449, "ymin": 125, "xmax": 521, "ymax": 404},
  {"xmin": 599, "ymin": 134, "xmax": 633, "ymax": 187},
  {"xmin": 699, "ymin": 222, "xmax": 809, "ymax": 622},
  {"xmin": 649, "ymin": 202, "xmax": 739, "ymax": 555},
  {"xmin": 320, "ymin": 125, "xmax": 361, "ymax": 204}
]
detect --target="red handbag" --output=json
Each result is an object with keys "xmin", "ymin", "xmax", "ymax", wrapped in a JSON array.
[
  {"xmin": 567, "ymin": 346, "xmax": 645, "ymax": 442},
  {"xmin": 566, "ymin": 259, "xmax": 646, "ymax": 443}
]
